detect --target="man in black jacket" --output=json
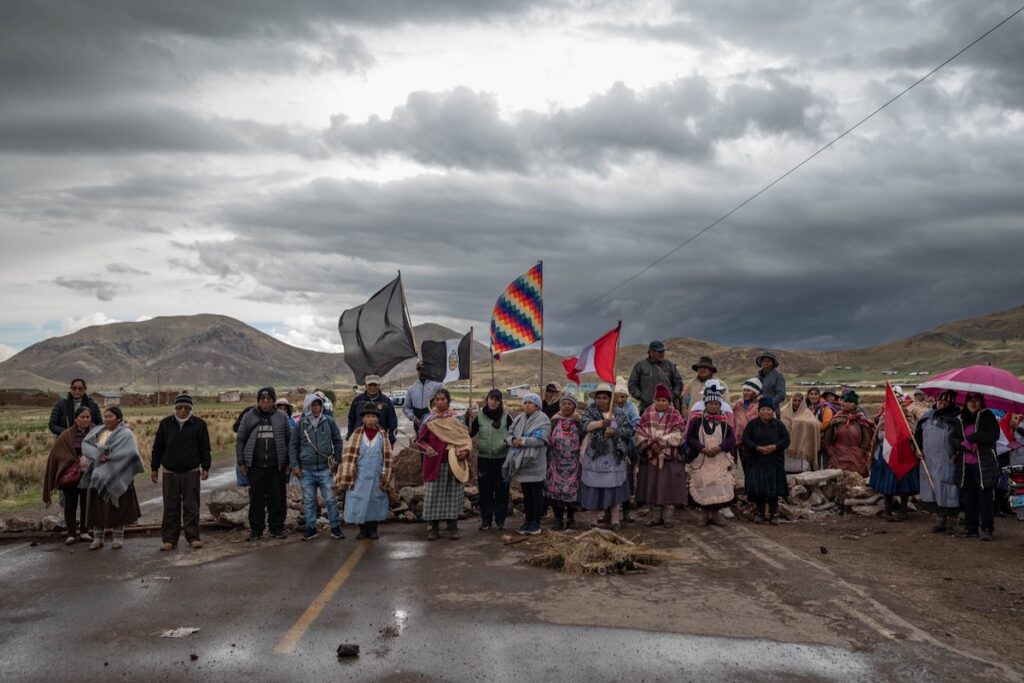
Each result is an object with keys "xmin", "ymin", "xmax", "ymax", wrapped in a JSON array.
[
  {"xmin": 151, "ymin": 394, "xmax": 211, "ymax": 550},
  {"xmin": 48, "ymin": 378, "xmax": 102, "ymax": 437},
  {"xmin": 346, "ymin": 375, "xmax": 398, "ymax": 444}
]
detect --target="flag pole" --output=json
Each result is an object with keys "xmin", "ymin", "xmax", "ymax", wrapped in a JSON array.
[
  {"xmin": 894, "ymin": 384, "xmax": 936, "ymax": 493},
  {"xmin": 538, "ymin": 259, "xmax": 544, "ymax": 393},
  {"xmin": 468, "ymin": 326, "xmax": 475, "ymax": 418},
  {"xmin": 398, "ymin": 270, "xmax": 419, "ymax": 360}
]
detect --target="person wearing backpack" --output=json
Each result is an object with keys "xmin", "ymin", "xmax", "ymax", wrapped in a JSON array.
[{"xmin": 290, "ymin": 393, "xmax": 344, "ymax": 541}]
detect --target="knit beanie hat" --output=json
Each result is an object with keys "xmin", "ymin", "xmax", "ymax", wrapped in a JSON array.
[
  {"xmin": 257, "ymin": 387, "xmax": 276, "ymax": 402},
  {"xmin": 654, "ymin": 383, "xmax": 671, "ymax": 401},
  {"xmin": 560, "ymin": 392, "xmax": 579, "ymax": 407},
  {"xmin": 486, "ymin": 389, "xmax": 503, "ymax": 402},
  {"xmin": 743, "ymin": 377, "xmax": 763, "ymax": 395},
  {"xmin": 842, "ymin": 390, "xmax": 860, "ymax": 404},
  {"xmin": 174, "ymin": 393, "xmax": 193, "ymax": 406},
  {"xmin": 523, "ymin": 392, "xmax": 542, "ymax": 409},
  {"xmin": 758, "ymin": 396, "xmax": 775, "ymax": 410},
  {"xmin": 703, "ymin": 386, "xmax": 723, "ymax": 406}
]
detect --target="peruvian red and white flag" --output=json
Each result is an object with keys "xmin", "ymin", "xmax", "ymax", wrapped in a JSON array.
[
  {"xmin": 997, "ymin": 410, "xmax": 1021, "ymax": 455},
  {"xmin": 882, "ymin": 381, "xmax": 918, "ymax": 480},
  {"xmin": 562, "ymin": 322, "xmax": 621, "ymax": 384}
]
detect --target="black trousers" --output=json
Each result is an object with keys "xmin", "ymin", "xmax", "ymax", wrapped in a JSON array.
[
  {"xmin": 520, "ymin": 481, "xmax": 546, "ymax": 525},
  {"xmin": 248, "ymin": 465, "xmax": 286, "ymax": 535},
  {"xmin": 477, "ymin": 458, "xmax": 508, "ymax": 525},
  {"xmin": 961, "ymin": 466, "xmax": 994, "ymax": 534},
  {"xmin": 60, "ymin": 485, "xmax": 87, "ymax": 535},
  {"xmin": 161, "ymin": 469, "xmax": 201, "ymax": 544}
]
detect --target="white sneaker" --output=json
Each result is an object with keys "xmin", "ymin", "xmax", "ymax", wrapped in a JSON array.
[
  {"xmin": 720, "ymin": 508, "xmax": 735, "ymax": 519},
  {"xmin": 65, "ymin": 536, "xmax": 76, "ymax": 545}
]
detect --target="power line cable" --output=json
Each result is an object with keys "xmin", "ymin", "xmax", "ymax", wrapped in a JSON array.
[{"xmin": 568, "ymin": 4, "xmax": 1024, "ymax": 319}]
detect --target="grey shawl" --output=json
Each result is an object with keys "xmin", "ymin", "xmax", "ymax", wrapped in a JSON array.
[
  {"xmin": 502, "ymin": 410, "xmax": 552, "ymax": 483},
  {"xmin": 79, "ymin": 423, "xmax": 144, "ymax": 507}
]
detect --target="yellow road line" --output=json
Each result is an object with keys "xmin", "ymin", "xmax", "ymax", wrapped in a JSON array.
[{"xmin": 274, "ymin": 540, "xmax": 371, "ymax": 654}]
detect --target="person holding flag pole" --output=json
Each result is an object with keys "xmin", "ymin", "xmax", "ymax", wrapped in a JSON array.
[{"xmin": 868, "ymin": 382, "xmax": 924, "ymax": 522}]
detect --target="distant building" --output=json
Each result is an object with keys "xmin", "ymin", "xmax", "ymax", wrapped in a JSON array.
[
  {"xmin": 218, "ymin": 390, "xmax": 241, "ymax": 403},
  {"xmin": 90, "ymin": 391, "xmax": 122, "ymax": 407}
]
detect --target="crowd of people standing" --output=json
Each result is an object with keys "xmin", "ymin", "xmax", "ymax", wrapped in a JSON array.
[{"xmin": 40, "ymin": 343, "xmax": 1024, "ymax": 550}]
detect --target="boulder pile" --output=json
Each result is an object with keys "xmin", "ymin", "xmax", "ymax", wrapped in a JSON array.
[{"xmin": 774, "ymin": 468, "xmax": 894, "ymax": 521}]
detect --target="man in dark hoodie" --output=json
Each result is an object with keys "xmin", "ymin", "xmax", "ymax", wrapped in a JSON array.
[
  {"xmin": 151, "ymin": 394, "xmax": 211, "ymax": 550},
  {"xmin": 236, "ymin": 387, "xmax": 292, "ymax": 541}
]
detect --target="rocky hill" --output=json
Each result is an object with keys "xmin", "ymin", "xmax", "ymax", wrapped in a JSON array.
[{"xmin": 1, "ymin": 305, "xmax": 1021, "ymax": 393}]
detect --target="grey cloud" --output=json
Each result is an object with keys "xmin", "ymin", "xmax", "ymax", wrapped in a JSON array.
[
  {"xmin": 326, "ymin": 88, "xmax": 527, "ymax": 171},
  {"xmin": 0, "ymin": 106, "xmax": 325, "ymax": 156},
  {"xmin": 193, "ymin": 121, "xmax": 1024, "ymax": 351},
  {"xmin": 54, "ymin": 277, "xmax": 119, "ymax": 301},
  {"xmin": 106, "ymin": 263, "xmax": 150, "ymax": 276},
  {"xmin": 326, "ymin": 75, "xmax": 833, "ymax": 172}
]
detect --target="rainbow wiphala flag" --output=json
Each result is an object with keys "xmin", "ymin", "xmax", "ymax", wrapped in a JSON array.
[{"xmin": 490, "ymin": 263, "xmax": 543, "ymax": 357}]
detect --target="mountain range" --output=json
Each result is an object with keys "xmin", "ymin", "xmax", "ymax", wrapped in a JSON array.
[{"xmin": 0, "ymin": 305, "xmax": 1021, "ymax": 393}]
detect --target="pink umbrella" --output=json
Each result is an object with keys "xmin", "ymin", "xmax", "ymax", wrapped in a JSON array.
[{"xmin": 918, "ymin": 365, "xmax": 1024, "ymax": 413}]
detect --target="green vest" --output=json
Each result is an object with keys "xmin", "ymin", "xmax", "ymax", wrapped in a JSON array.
[{"xmin": 476, "ymin": 412, "xmax": 509, "ymax": 459}]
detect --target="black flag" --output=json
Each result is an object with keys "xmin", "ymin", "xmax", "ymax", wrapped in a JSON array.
[{"xmin": 338, "ymin": 274, "xmax": 417, "ymax": 384}]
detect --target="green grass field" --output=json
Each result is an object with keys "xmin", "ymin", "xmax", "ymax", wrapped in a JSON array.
[{"xmin": 0, "ymin": 403, "xmax": 241, "ymax": 514}]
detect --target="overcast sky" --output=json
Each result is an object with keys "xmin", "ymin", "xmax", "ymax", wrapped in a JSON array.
[{"xmin": 1, "ymin": 0, "xmax": 1022, "ymax": 362}]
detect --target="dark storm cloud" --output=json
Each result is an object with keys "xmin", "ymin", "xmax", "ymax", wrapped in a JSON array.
[
  {"xmin": 0, "ymin": 0, "xmax": 548, "ymax": 101},
  {"xmin": 0, "ymin": 106, "xmax": 324, "ymax": 156},
  {"xmin": 54, "ymin": 277, "xmax": 119, "ymax": 302},
  {"xmin": 326, "ymin": 75, "xmax": 833, "ymax": 172},
  {"xmin": 192, "ymin": 117, "xmax": 1024, "ymax": 351}
]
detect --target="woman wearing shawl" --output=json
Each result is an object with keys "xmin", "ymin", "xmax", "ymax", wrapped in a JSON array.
[
  {"xmin": 580, "ymin": 383, "xmax": 635, "ymax": 530},
  {"xmin": 503, "ymin": 393, "xmax": 552, "ymax": 535},
  {"xmin": 868, "ymin": 400, "xmax": 921, "ymax": 522},
  {"xmin": 684, "ymin": 386, "xmax": 737, "ymax": 526},
  {"xmin": 43, "ymin": 406, "xmax": 94, "ymax": 545},
  {"xmin": 417, "ymin": 389, "xmax": 472, "ymax": 540},
  {"xmin": 545, "ymin": 393, "xmax": 583, "ymax": 531},
  {"xmin": 731, "ymin": 378, "xmax": 762, "ymax": 453},
  {"xmin": 336, "ymin": 402, "xmax": 392, "ymax": 540},
  {"xmin": 914, "ymin": 390, "xmax": 961, "ymax": 533},
  {"xmin": 780, "ymin": 393, "xmax": 820, "ymax": 473},
  {"xmin": 805, "ymin": 388, "xmax": 835, "ymax": 430},
  {"xmin": 634, "ymin": 384, "xmax": 687, "ymax": 528},
  {"xmin": 952, "ymin": 392, "xmax": 1000, "ymax": 541},
  {"xmin": 822, "ymin": 391, "xmax": 873, "ymax": 477},
  {"xmin": 741, "ymin": 397, "xmax": 791, "ymax": 525},
  {"xmin": 613, "ymin": 377, "xmax": 641, "ymax": 523},
  {"xmin": 80, "ymin": 407, "xmax": 144, "ymax": 550}
]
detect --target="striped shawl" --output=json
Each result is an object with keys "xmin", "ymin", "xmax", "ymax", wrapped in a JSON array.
[{"xmin": 335, "ymin": 428, "xmax": 393, "ymax": 491}]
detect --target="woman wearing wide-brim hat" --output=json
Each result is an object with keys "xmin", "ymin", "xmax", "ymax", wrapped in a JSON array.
[
  {"xmin": 822, "ymin": 391, "xmax": 873, "ymax": 477},
  {"xmin": 416, "ymin": 389, "xmax": 472, "ymax": 540},
  {"xmin": 683, "ymin": 356, "xmax": 728, "ymax": 420},
  {"xmin": 755, "ymin": 351, "xmax": 786, "ymax": 415},
  {"xmin": 579, "ymin": 383, "xmax": 635, "ymax": 530},
  {"xmin": 336, "ymin": 401, "xmax": 393, "ymax": 540}
]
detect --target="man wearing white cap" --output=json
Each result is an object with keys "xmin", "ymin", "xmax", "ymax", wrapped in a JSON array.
[
  {"xmin": 347, "ymin": 375, "xmax": 399, "ymax": 445},
  {"xmin": 151, "ymin": 393, "xmax": 211, "ymax": 551}
]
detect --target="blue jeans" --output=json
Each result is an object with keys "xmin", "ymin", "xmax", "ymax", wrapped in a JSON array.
[{"xmin": 300, "ymin": 468, "xmax": 339, "ymax": 530}]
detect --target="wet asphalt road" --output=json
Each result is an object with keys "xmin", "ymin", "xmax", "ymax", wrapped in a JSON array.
[
  {"xmin": 0, "ymin": 527, "xmax": 880, "ymax": 683},
  {"xmin": 0, "ymin": 410, "xmax": 1014, "ymax": 682}
]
